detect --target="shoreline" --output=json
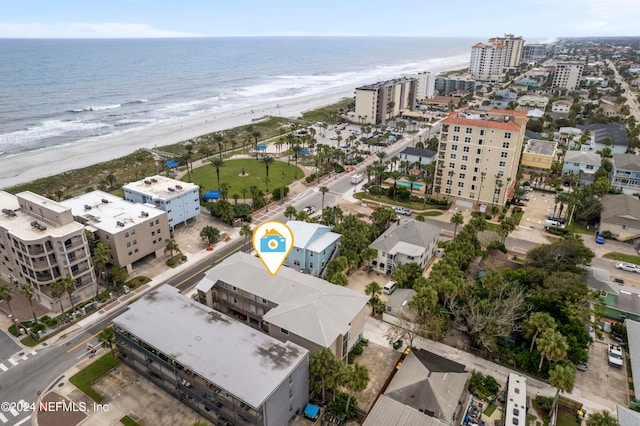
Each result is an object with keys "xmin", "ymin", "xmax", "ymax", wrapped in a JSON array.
[{"xmin": 1, "ymin": 60, "xmax": 469, "ymax": 190}]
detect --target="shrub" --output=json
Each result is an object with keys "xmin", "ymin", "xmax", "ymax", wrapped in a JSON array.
[
  {"xmin": 305, "ymin": 174, "xmax": 316, "ymax": 183},
  {"xmin": 351, "ymin": 342, "xmax": 364, "ymax": 356},
  {"xmin": 332, "ymin": 163, "xmax": 345, "ymax": 173},
  {"xmin": 271, "ymin": 185, "xmax": 290, "ymax": 200},
  {"xmin": 233, "ymin": 203, "xmax": 252, "ymax": 219},
  {"xmin": 487, "ymin": 241, "xmax": 507, "ymax": 253},
  {"xmin": 327, "ymin": 391, "xmax": 358, "ymax": 419},
  {"xmin": 534, "ymin": 395, "xmax": 554, "ymax": 414},
  {"xmin": 468, "ymin": 371, "xmax": 501, "ymax": 400},
  {"xmin": 546, "ymin": 226, "xmax": 570, "ymax": 236}
]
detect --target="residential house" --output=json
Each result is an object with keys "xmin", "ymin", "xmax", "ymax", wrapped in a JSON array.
[
  {"xmin": 520, "ymin": 139, "xmax": 558, "ymax": 171},
  {"xmin": 113, "ymin": 285, "xmax": 309, "ymax": 426},
  {"xmin": 562, "ymin": 150, "xmax": 601, "ymax": 185},
  {"xmin": 585, "ymin": 267, "xmax": 640, "ymax": 323},
  {"xmin": 551, "ymin": 100, "xmax": 572, "ymax": 113},
  {"xmin": 195, "ymin": 252, "xmax": 369, "ymax": 362},
  {"xmin": 599, "ymin": 194, "xmax": 640, "ymax": 241},
  {"xmin": 382, "ymin": 289, "xmax": 416, "ymax": 325},
  {"xmin": 60, "ymin": 191, "xmax": 170, "ymax": 273},
  {"xmin": 364, "ymin": 349, "xmax": 469, "ymax": 426},
  {"xmin": 579, "ymin": 123, "xmax": 629, "ymax": 154},
  {"xmin": 369, "ymin": 220, "xmax": 440, "ymax": 275},
  {"xmin": 517, "ymin": 94, "xmax": 549, "ymax": 109},
  {"xmin": 355, "ymin": 78, "xmax": 417, "ymax": 125},
  {"xmin": 122, "ymin": 175, "xmax": 200, "ymax": 230},
  {"xmin": 611, "ymin": 155, "xmax": 640, "ymax": 194},
  {"xmin": 398, "ymin": 147, "xmax": 436, "ymax": 167},
  {"xmin": 0, "ymin": 191, "xmax": 96, "ymax": 311},
  {"xmin": 283, "ymin": 221, "xmax": 341, "ymax": 277},
  {"xmin": 599, "ymin": 100, "xmax": 622, "ymax": 119},
  {"xmin": 434, "ymin": 109, "xmax": 527, "ymax": 208}
]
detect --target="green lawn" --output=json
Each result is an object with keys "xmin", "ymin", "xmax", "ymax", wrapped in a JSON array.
[
  {"xmin": 120, "ymin": 416, "xmax": 140, "ymax": 426},
  {"xmin": 186, "ymin": 158, "xmax": 303, "ymax": 197},
  {"xmin": 484, "ymin": 402, "xmax": 497, "ymax": 416},
  {"xmin": 416, "ymin": 211, "xmax": 443, "ymax": 218},
  {"xmin": 603, "ymin": 252, "xmax": 640, "ymax": 264},
  {"xmin": 69, "ymin": 352, "xmax": 119, "ymax": 403},
  {"xmin": 556, "ymin": 410, "xmax": 579, "ymax": 426}
]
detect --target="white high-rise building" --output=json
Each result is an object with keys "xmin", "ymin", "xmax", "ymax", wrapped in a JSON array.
[
  {"xmin": 405, "ymin": 71, "xmax": 435, "ymax": 100},
  {"xmin": 489, "ymin": 34, "xmax": 524, "ymax": 67},
  {"xmin": 552, "ymin": 62, "xmax": 584, "ymax": 91}
]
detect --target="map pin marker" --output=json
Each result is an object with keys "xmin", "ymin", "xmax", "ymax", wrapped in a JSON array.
[{"xmin": 252, "ymin": 220, "xmax": 294, "ymax": 276}]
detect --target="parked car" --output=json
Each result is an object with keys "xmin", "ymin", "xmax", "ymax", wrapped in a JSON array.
[
  {"xmin": 302, "ymin": 206, "xmax": 316, "ymax": 215},
  {"xmin": 393, "ymin": 206, "xmax": 411, "ymax": 216},
  {"xmin": 576, "ymin": 362, "xmax": 588, "ymax": 371},
  {"xmin": 596, "ymin": 234, "xmax": 605, "ymax": 244},
  {"xmin": 523, "ymin": 185, "xmax": 533, "ymax": 191},
  {"xmin": 519, "ymin": 195, "xmax": 530, "ymax": 202},
  {"xmin": 613, "ymin": 278, "xmax": 625, "ymax": 286},
  {"xmin": 615, "ymin": 263, "xmax": 640, "ymax": 273}
]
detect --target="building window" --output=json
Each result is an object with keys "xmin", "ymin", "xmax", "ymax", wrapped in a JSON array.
[
  {"xmin": 153, "ymin": 240, "xmax": 157, "ymax": 244},
  {"xmin": 156, "ymin": 219, "xmax": 159, "ymax": 225},
  {"xmin": 128, "ymin": 251, "xmax": 132, "ymax": 256},
  {"xmin": 462, "ymin": 155, "xmax": 468, "ymax": 161},
  {"xmin": 501, "ymin": 152, "xmax": 508, "ymax": 158},
  {"xmin": 152, "ymin": 231, "xmax": 155, "ymax": 236},
  {"xmin": 497, "ymin": 170, "xmax": 504, "ymax": 177},
  {"xmin": 68, "ymin": 252, "xmax": 76, "ymax": 261},
  {"xmin": 460, "ymin": 165, "xmax": 467, "ymax": 170},
  {"xmin": 124, "ymin": 232, "xmax": 129, "ymax": 238},
  {"xmin": 281, "ymin": 328, "xmax": 289, "ymax": 335},
  {"xmin": 466, "ymin": 127, "xmax": 472, "ymax": 134},
  {"xmin": 502, "ymin": 142, "xmax": 510, "ymax": 148},
  {"xmin": 475, "ymin": 158, "xmax": 481, "ymax": 164},
  {"xmin": 459, "ymin": 173, "xmax": 465, "ymax": 179},
  {"xmin": 476, "ymin": 149, "xmax": 482, "ymax": 154},
  {"xmin": 505, "ymin": 132, "xmax": 511, "ymax": 139},
  {"xmin": 454, "ymin": 126, "xmax": 460, "ymax": 132},
  {"xmin": 472, "ymin": 176, "xmax": 477, "ymax": 182},
  {"xmin": 71, "ymin": 265, "xmax": 78, "ymax": 274},
  {"xmin": 233, "ymin": 297, "xmax": 238, "ymax": 304},
  {"xmin": 499, "ymin": 161, "xmax": 506, "ymax": 167},
  {"xmin": 471, "ymin": 185, "xmax": 476, "ymax": 190},
  {"xmin": 451, "ymin": 144, "xmax": 458, "ymax": 151},
  {"xmin": 450, "ymin": 154, "xmax": 456, "ymax": 159},
  {"xmin": 464, "ymin": 137, "xmax": 471, "ymax": 143},
  {"xmin": 478, "ymin": 139, "xmax": 484, "ymax": 145},
  {"xmin": 294, "ymin": 260, "xmax": 300, "ymax": 266},
  {"xmin": 134, "ymin": 248, "xmax": 139, "ymax": 253},
  {"xmin": 127, "ymin": 242, "xmax": 131, "ymax": 248},
  {"xmin": 458, "ymin": 182, "xmax": 464, "ymax": 188},
  {"xmin": 452, "ymin": 135, "xmax": 459, "ymax": 142},
  {"xmin": 480, "ymin": 129, "xmax": 485, "ymax": 135},
  {"xmin": 463, "ymin": 146, "xmax": 470, "ymax": 152},
  {"xmin": 150, "ymin": 222, "xmax": 154, "ymax": 227}
]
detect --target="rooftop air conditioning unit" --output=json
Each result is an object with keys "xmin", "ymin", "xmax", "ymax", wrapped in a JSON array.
[
  {"xmin": 175, "ymin": 185, "xmax": 182, "ymax": 189},
  {"xmin": 102, "ymin": 199, "xmax": 109, "ymax": 204},
  {"xmin": 151, "ymin": 178, "xmax": 158, "ymax": 182},
  {"xmin": 116, "ymin": 221, "xmax": 125, "ymax": 227},
  {"xmin": 140, "ymin": 211, "xmax": 149, "ymax": 217},
  {"xmin": 144, "ymin": 179, "xmax": 152, "ymax": 184},
  {"xmin": 168, "ymin": 187, "xmax": 175, "ymax": 192},
  {"xmin": 84, "ymin": 205, "xmax": 92, "ymax": 210}
]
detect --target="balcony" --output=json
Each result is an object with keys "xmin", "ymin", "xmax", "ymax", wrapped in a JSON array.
[{"xmin": 440, "ymin": 134, "xmax": 448, "ymax": 142}]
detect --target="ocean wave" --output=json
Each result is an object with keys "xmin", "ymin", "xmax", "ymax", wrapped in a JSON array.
[
  {"xmin": 0, "ymin": 119, "xmax": 111, "ymax": 150},
  {"xmin": 69, "ymin": 104, "xmax": 122, "ymax": 113}
]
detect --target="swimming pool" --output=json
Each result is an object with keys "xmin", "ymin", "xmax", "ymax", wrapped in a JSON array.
[{"xmin": 397, "ymin": 181, "xmax": 423, "ymax": 190}]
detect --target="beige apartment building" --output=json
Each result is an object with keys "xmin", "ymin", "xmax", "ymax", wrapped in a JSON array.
[
  {"xmin": 489, "ymin": 34, "xmax": 524, "ymax": 68},
  {"xmin": 61, "ymin": 191, "xmax": 170, "ymax": 273},
  {"xmin": 354, "ymin": 78, "xmax": 416, "ymax": 125},
  {"xmin": 433, "ymin": 109, "xmax": 528, "ymax": 209},
  {"xmin": 552, "ymin": 62, "xmax": 584, "ymax": 91},
  {"xmin": 469, "ymin": 42, "xmax": 508, "ymax": 82},
  {"xmin": 0, "ymin": 191, "xmax": 96, "ymax": 311}
]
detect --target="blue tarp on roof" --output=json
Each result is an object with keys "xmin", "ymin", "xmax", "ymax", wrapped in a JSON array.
[
  {"xmin": 255, "ymin": 145, "xmax": 267, "ymax": 151},
  {"xmin": 165, "ymin": 160, "xmax": 180, "ymax": 168},
  {"xmin": 304, "ymin": 403, "xmax": 320, "ymax": 420},
  {"xmin": 202, "ymin": 190, "xmax": 220, "ymax": 200}
]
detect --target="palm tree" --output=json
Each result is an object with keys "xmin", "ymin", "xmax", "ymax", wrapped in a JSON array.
[
  {"xmin": 200, "ymin": 226, "xmax": 221, "ymax": 245},
  {"xmin": 343, "ymin": 363, "xmax": 370, "ymax": 414},
  {"xmin": 62, "ymin": 276, "xmax": 77, "ymax": 314},
  {"xmin": 585, "ymin": 410, "xmax": 619, "ymax": 426},
  {"xmin": 292, "ymin": 144, "xmax": 303, "ymax": 178},
  {"xmin": 219, "ymin": 182, "xmax": 230, "ymax": 201},
  {"xmin": 360, "ymin": 247, "xmax": 377, "ymax": 272},
  {"xmin": 406, "ymin": 173, "xmax": 420, "ymax": 193},
  {"xmin": 164, "ymin": 238, "xmax": 180, "ymax": 258},
  {"xmin": 98, "ymin": 327, "xmax": 117, "ymax": 356},
  {"xmin": 0, "ymin": 285, "xmax": 14, "ymax": 318},
  {"xmin": 364, "ymin": 281, "xmax": 382, "ymax": 316},
  {"xmin": 319, "ymin": 186, "xmax": 329, "ymax": 213},
  {"xmin": 450, "ymin": 212, "xmax": 464, "ymax": 237},
  {"xmin": 284, "ymin": 205, "xmax": 297, "ymax": 220},
  {"xmin": 309, "ymin": 348, "xmax": 340, "ymax": 403},
  {"xmin": 262, "ymin": 155, "xmax": 275, "ymax": 181},
  {"xmin": 92, "ymin": 242, "xmax": 110, "ymax": 299},
  {"xmin": 50, "ymin": 280, "xmax": 65, "ymax": 313},
  {"xmin": 537, "ymin": 329, "xmax": 569, "ymax": 372},
  {"xmin": 498, "ymin": 216, "xmax": 518, "ymax": 244},
  {"xmin": 232, "ymin": 193, "xmax": 239, "ymax": 205},
  {"xmin": 239, "ymin": 224, "xmax": 252, "ymax": 241},
  {"xmin": 476, "ymin": 171, "xmax": 486, "ymax": 209},
  {"xmin": 20, "ymin": 284, "xmax": 38, "ymax": 324},
  {"xmin": 524, "ymin": 312, "xmax": 556, "ymax": 352},
  {"xmin": 548, "ymin": 363, "xmax": 576, "ymax": 423},
  {"xmin": 105, "ymin": 174, "xmax": 117, "ymax": 190},
  {"xmin": 213, "ymin": 133, "xmax": 225, "ymax": 158},
  {"xmin": 210, "ymin": 157, "xmax": 224, "ymax": 191},
  {"xmin": 554, "ymin": 192, "xmax": 570, "ymax": 219}
]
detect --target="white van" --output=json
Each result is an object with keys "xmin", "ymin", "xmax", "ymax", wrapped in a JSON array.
[{"xmin": 383, "ymin": 281, "xmax": 397, "ymax": 295}]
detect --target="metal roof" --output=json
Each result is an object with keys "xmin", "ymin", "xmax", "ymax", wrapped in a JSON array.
[
  {"xmin": 362, "ymin": 395, "xmax": 444, "ymax": 426},
  {"xmin": 370, "ymin": 220, "xmax": 441, "ymax": 255},
  {"xmin": 196, "ymin": 253, "xmax": 368, "ymax": 348},
  {"xmin": 112, "ymin": 285, "xmax": 308, "ymax": 409}
]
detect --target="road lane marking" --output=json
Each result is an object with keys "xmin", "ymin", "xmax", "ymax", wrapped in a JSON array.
[
  {"xmin": 0, "ymin": 363, "xmax": 6, "ymax": 371},
  {"xmin": 30, "ymin": 350, "xmax": 36, "ymax": 356},
  {"xmin": 21, "ymin": 355, "xmax": 28, "ymax": 361},
  {"xmin": 0, "ymin": 413, "xmax": 7, "ymax": 423},
  {"xmin": 8, "ymin": 406, "xmax": 18, "ymax": 416},
  {"xmin": 8, "ymin": 358, "xmax": 17, "ymax": 366},
  {"xmin": 14, "ymin": 416, "xmax": 31, "ymax": 426}
]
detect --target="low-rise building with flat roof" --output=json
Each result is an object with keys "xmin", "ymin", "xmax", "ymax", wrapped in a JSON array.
[
  {"xmin": 0, "ymin": 191, "xmax": 96, "ymax": 311},
  {"xmin": 521, "ymin": 139, "xmax": 558, "ymax": 171},
  {"xmin": 504, "ymin": 373, "xmax": 528, "ymax": 426},
  {"xmin": 60, "ymin": 191, "xmax": 170, "ymax": 272},
  {"xmin": 122, "ymin": 175, "xmax": 200, "ymax": 230},
  {"xmin": 196, "ymin": 252, "xmax": 368, "ymax": 362},
  {"xmin": 113, "ymin": 285, "xmax": 309, "ymax": 426}
]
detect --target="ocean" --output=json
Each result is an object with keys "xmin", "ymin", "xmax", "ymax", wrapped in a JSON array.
[{"xmin": 0, "ymin": 37, "xmax": 473, "ymax": 158}]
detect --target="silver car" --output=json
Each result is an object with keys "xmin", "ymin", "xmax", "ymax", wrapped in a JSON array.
[{"xmin": 615, "ymin": 263, "xmax": 640, "ymax": 273}]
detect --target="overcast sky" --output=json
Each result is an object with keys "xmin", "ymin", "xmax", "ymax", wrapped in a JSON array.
[{"xmin": 2, "ymin": 0, "xmax": 639, "ymax": 39}]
